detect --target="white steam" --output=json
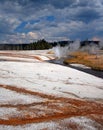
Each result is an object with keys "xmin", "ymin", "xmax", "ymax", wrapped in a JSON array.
[
  {"xmin": 53, "ymin": 44, "xmax": 69, "ymax": 59},
  {"xmin": 99, "ymin": 40, "xmax": 103, "ymax": 49},
  {"xmin": 69, "ymin": 40, "xmax": 80, "ymax": 52},
  {"xmin": 81, "ymin": 43, "xmax": 100, "ymax": 55},
  {"xmin": 53, "ymin": 40, "xmax": 102, "ymax": 59},
  {"xmin": 53, "ymin": 40, "xmax": 80, "ymax": 59}
]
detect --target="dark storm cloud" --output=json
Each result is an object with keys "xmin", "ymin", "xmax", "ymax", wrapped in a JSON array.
[
  {"xmin": 0, "ymin": 0, "xmax": 103, "ymax": 43},
  {"xmin": 74, "ymin": 8, "xmax": 101, "ymax": 23},
  {"xmin": 15, "ymin": 0, "xmax": 77, "ymax": 9}
]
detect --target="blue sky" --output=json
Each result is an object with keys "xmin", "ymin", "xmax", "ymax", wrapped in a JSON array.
[{"xmin": 0, "ymin": 0, "xmax": 103, "ymax": 43}]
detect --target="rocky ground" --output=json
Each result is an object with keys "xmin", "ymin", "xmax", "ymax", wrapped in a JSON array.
[{"xmin": 0, "ymin": 50, "xmax": 103, "ymax": 130}]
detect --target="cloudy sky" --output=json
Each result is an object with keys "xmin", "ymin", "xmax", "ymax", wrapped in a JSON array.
[{"xmin": 0, "ymin": 0, "xmax": 103, "ymax": 43}]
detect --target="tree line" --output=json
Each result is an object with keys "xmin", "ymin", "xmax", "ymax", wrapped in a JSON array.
[
  {"xmin": 0, "ymin": 39, "xmax": 102, "ymax": 50},
  {"xmin": 0, "ymin": 39, "xmax": 52, "ymax": 50}
]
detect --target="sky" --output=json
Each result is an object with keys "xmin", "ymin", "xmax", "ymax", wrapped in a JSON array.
[{"xmin": 0, "ymin": 0, "xmax": 103, "ymax": 43}]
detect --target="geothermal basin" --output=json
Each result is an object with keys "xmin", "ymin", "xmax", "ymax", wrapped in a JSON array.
[{"xmin": 0, "ymin": 50, "xmax": 103, "ymax": 130}]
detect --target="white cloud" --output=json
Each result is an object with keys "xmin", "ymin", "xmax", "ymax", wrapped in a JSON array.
[
  {"xmin": 27, "ymin": 32, "xmax": 38, "ymax": 39},
  {"xmin": 0, "ymin": 0, "xmax": 103, "ymax": 43}
]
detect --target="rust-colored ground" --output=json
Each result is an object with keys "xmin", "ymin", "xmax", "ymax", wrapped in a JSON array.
[
  {"xmin": 0, "ymin": 84, "xmax": 103, "ymax": 126},
  {"xmin": 0, "ymin": 51, "xmax": 44, "ymax": 61},
  {"xmin": 0, "ymin": 51, "xmax": 103, "ymax": 129}
]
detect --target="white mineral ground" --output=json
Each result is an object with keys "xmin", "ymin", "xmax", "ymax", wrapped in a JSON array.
[{"xmin": 0, "ymin": 50, "xmax": 103, "ymax": 130}]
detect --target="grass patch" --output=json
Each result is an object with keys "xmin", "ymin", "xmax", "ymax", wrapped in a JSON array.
[{"xmin": 64, "ymin": 51, "xmax": 103, "ymax": 71}]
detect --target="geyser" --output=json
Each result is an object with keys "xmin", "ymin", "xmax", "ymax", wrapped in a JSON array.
[
  {"xmin": 53, "ymin": 44, "xmax": 69, "ymax": 59},
  {"xmin": 52, "ymin": 40, "xmax": 80, "ymax": 64},
  {"xmin": 53, "ymin": 40, "xmax": 80, "ymax": 59}
]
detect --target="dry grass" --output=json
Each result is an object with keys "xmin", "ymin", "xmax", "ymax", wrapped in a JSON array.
[{"xmin": 64, "ymin": 51, "xmax": 103, "ymax": 71}]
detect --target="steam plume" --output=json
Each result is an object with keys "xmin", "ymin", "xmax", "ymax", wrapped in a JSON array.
[{"xmin": 53, "ymin": 40, "xmax": 80, "ymax": 59}]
